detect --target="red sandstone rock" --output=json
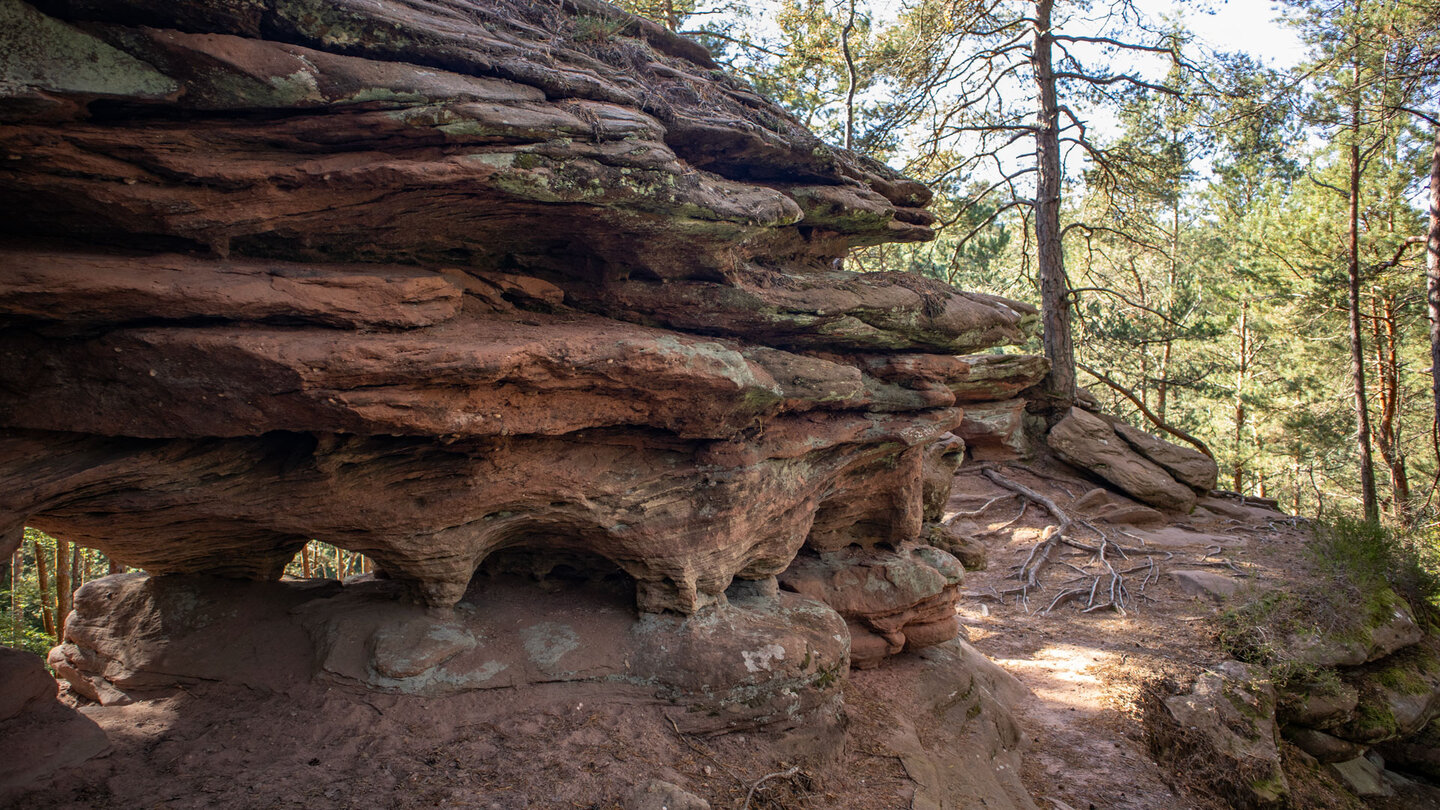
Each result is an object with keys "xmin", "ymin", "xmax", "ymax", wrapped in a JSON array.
[
  {"xmin": 958, "ymin": 398, "xmax": 1030, "ymax": 461},
  {"xmin": 0, "ymin": 1, "xmax": 1040, "ymax": 775},
  {"xmin": 778, "ymin": 542, "xmax": 964, "ymax": 668},
  {"xmin": 947, "ymin": 353, "xmax": 1050, "ymax": 401},
  {"xmin": 0, "ymin": 647, "xmax": 111, "ymax": 795},
  {"xmin": 1047, "ymin": 407, "xmax": 1197, "ymax": 512}
]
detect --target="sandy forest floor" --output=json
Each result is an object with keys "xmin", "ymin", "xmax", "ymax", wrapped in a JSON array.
[
  {"xmin": 948, "ymin": 462, "xmax": 1440, "ymax": 810},
  {"xmin": 11, "ymin": 458, "xmax": 1440, "ymax": 809}
]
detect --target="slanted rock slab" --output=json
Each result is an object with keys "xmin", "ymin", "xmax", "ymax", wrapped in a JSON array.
[
  {"xmin": 1170, "ymin": 569, "xmax": 1241, "ymax": 602},
  {"xmin": 1047, "ymin": 407, "xmax": 1196, "ymax": 512}
]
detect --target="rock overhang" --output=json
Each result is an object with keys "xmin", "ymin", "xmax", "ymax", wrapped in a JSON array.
[{"xmin": 1, "ymin": 0, "xmax": 1042, "ymax": 712}]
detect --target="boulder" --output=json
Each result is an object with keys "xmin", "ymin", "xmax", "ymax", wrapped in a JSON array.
[
  {"xmin": 628, "ymin": 780, "xmax": 710, "ymax": 810},
  {"xmin": 1170, "ymin": 570, "xmax": 1241, "ymax": 602},
  {"xmin": 1158, "ymin": 661, "xmax": 1288, "ymax": 808},
  {"xmin": 1282, "ymin": 727, "xmax": 1366, "ymax": 763},
  {"xmin": 779, "ymin": 543, "xmax": 964, "ymax": 669},
  {"xmin": 1279, "ymin": 679, "xmax": 1359, "ymax": 729},
  {"xmin": 926, "ymin": 522, "xmax": 988, "ymax": 571},
  {"xmin": 1329, "ymin": 755, "xmax": 1395, "ymax": 798},
  {"xmin": 957, "ymin": 398, "xmax": 1029, "ymax": 461},
  {"xmin": 1289, "ymin": 586, "xmax": 1423, "ymax": 668},
  {"xmin": 1069, "ymin": 487, "xmax": 1166, "ymax": 527},
  {"xmin": 1109, "ymin": 420, "xmax": 1218, "ymax": 492},
  {"xmin": 1047, "ymin": 408, "xmax": 1196, "ymax": 512},
  {"xmin": 0, "ymin": 647, "xmax": 111, "ymax": 796},
  {"xmin": 1330, "ymin": 639, "xmax": 1440, "ymax": 744}
]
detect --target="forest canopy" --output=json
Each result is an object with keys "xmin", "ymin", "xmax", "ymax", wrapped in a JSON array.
[{"xmin": 621, "ymin": 0, "xmax": 1440, "ymax": 523}]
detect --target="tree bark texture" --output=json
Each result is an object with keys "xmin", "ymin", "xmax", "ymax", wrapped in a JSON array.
[
  {"xmin": 1032, "ymin": 0, "xmax": 1075, "ymax": 404},
  {"xmin": 1427, "ymin": 126, "xmax": 1440, "ymax": 462},
  {"xmin": 1346, "ymin": 63, "xmax": 1379, "ymax": 524}
]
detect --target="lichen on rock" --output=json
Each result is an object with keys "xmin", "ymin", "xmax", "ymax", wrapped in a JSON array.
[{"xmin": 0, "ymin": 0, "xmax": 1053, "ymax": 775}]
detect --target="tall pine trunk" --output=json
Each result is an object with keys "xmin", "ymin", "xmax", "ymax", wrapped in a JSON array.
[
  {"xmin": 1426, "ymin": 126, "xmax": 1440, "ymax": 469},
  {"xmin": 33, "ymin": 539, "xmax": 53, "ymax": 639},
  {"xmin": 1372, "ymin": 294, "xmax": 1410, "ymax": 516},
  {"xmin": 1346, "ymin": 30, "xmax": 1379, "ymax": 523},
  {"xmin": 1032, "ymin": 0, "xmax": 1074, "ymax": 405},
  {"xmin": 1233, "ymin": 299, "xmax": 1249, "ymax": 491}
]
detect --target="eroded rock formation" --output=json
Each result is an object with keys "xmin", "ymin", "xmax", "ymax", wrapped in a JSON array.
[{"xmin": 0, "ymin": 0, "xmax": 1051, "ymax": 762}]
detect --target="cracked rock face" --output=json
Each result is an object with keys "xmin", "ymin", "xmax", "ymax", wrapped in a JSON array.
[
  {"xmin": 1, "ymin": 0, "xmax": 1035, "ymax": 615},
  {"xmin": 1, "ymin": 0, "xmax": 1042, "ymax": 724}
]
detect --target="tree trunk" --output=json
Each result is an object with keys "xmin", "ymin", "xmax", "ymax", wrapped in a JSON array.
[
  {"xmin": 34, "ymin": 539, "xmax": 54, "ymax": 639},
  {"xmin": 55, "ymin": 537, "xmax": 71, "ymax": 634},
  {"xmin": 1032, "ymin": 0, "xmax": 1074, "ymax": 404},
  {"xmin": 840, "ymin": 0, "xmax": 858, "ymax": 151},
  {"xmin": 1233, "ymin": 299, "xmax": 1249, "ymax": 491},
  {"xmin": 1372, "ymin": 293, "xmax": 1410, "ymax": 517},
  {"xmin": 1346, "ymin": 61, "xmax": 1380, "ymax": 523},
  {"xmin": 1157, "ymin": 194, "xmax": 1181, "ymax": 421},
  {"xmin": 1427, "ymin": 125, "xmax": 1440, "ymax": 467}
]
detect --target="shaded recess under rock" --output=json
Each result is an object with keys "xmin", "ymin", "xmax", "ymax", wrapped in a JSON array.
[{"xmin": 0, "ymin": 0, "xmax": 1052, "ymax": 804}]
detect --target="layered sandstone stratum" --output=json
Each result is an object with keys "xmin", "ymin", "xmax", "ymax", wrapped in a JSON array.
[{"xmin": 0, "ymin": 0, "xmax": 1072, "ymax": 805}]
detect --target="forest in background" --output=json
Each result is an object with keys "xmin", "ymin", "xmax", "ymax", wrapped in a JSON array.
[
  {"xmin": 621, "ymin": 0, "xmax": 1440, "ymax": 522},
  {"xmin": 5, "ymin": 0, "xmax": 1440, "ymax": 656}
]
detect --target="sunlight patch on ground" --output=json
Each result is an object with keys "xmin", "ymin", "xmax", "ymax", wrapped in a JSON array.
[{"xmin": 992, "ymin": 643, "xmax": 1117, "ymax": 707}]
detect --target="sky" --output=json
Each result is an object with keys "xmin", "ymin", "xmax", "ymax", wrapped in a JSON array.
[{"xmin": 1141, "ymin": 0, "xmax": 1306, "ymax": 67}]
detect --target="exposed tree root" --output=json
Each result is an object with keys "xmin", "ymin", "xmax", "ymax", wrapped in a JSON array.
[
  {"xmin": 978, "ymin": 465, "xmax": 1161, "ymax": 616},
  {"xmin": 742, "ymin": 765, "xmax": 802, "ymax": 810}
]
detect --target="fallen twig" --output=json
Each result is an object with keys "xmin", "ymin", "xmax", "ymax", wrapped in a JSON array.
[
  {"xmin": 947, "ymin": 492, "xmax": 1019, "ymax": 520},
  {"xmin": 742, "ymin": 766, "xmax": 801, "ymax": 810}
]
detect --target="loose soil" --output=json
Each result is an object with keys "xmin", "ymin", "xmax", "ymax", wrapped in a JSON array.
[
  {"xmin": 948, "ymin": 461, "xmax": 1440, "ymax": 810},
  {"xmin": 11, "ymin": 458, "xmax": 1440, "ymax": 809}
]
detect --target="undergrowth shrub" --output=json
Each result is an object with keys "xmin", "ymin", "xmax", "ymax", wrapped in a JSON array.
[
  {"xmin": 1311, "ymin": 517, "xmax": 1440, "ymax": 630},
  {"xmin": 1216, "ymin": 518, "xmax": 1440, "ymax": 692}
]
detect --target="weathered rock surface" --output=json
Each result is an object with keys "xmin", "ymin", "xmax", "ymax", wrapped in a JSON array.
[
  {"xmin": 628, "ymin": 780, "xmax": 711, "ymax": 810},
  {"xmin": 1109, "ymin": 420, "xmax": 1219, "ymax": 493},
  {"xmin": 1159, "ymin": 661, "xmax": 1289, "ymax": 808},
  {"xmin": 1282, "ymin": 727, "xmax": 1366, "ymax": 763},
  {"xmin": 922, "ymin": 433, "xmax": 967, "ymax": 522},
  {"xmin": 1289, "ymin": 587, "xmax": 1424, "ymax": 669},
  {"xmin": 51, "ymin": 571, "xmax": 851, "ymax": 735},
  {"xmin": 0, "ymin": 0, "xmax": 1036, "ymax": 619},
  {"xmin": 957, "ymin": 398, "xmax": 1029, "ymax": 461},
  {"xmin": 1069, "ymin": 487, "xmax": 1166, "ymax": 527},
  {"xmin": 1047, "ymin": 407, "xmax": 1197, "ymax": 512},
  {"xmin": 1376, "ymin": 722, "xmax": 1440, "ymax": 780},
  {"xmin": 855, "ymin": 639, "xmax": 1038, "ymax": 810},
  {"xmin": 1329, "ymin": 755, "xmax": 1396, "ymax": 798},
  {"xmin": 0, "ymin": 0, "xmax": 1048, "ymax": 802},
  {"xmin": 1329, "ymin": 638, "xmax": 1440, "ymax": 744},
  {"xmin": 778, "ymin": 543, "xmax": 964, "ymax": 668},
  {"xmin": 1170, "ymin": 569, "xmax": 1241, "ymax": 602},
  {"xmin": 946, "ymin": 353, "xmax": 1049, "ymax": 402},
  {"xmin": 0, "ymin": 647, "xmax": 110, "ymax": 796}
]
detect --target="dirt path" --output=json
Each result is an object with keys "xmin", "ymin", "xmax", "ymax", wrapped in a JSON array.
[{"xmin": 947, "ymin": 463, "xmax": 1312, "ymax": 810}]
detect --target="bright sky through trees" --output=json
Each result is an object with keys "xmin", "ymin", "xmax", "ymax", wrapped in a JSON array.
[{"xmin": 1144, "ymin": 0, "xmax": 1305, "ymax": 67}]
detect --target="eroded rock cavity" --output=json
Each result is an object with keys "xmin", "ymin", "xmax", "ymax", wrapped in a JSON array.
[{"xmin": 1, "ymin": 0, "xmax": 1040, "ymax": 742}]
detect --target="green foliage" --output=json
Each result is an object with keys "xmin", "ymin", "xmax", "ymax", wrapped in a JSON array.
[
  {"xmin": 282, "ymin": 540, "xmax": 373, "ymax": 581},
  {"xmin": 1218, "ymin": 519, "xmax": 1440, "ymax": 694},
  {"xmin": 1312, "ymin": 518, "xmax": 1440, "ymax": 629}
]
